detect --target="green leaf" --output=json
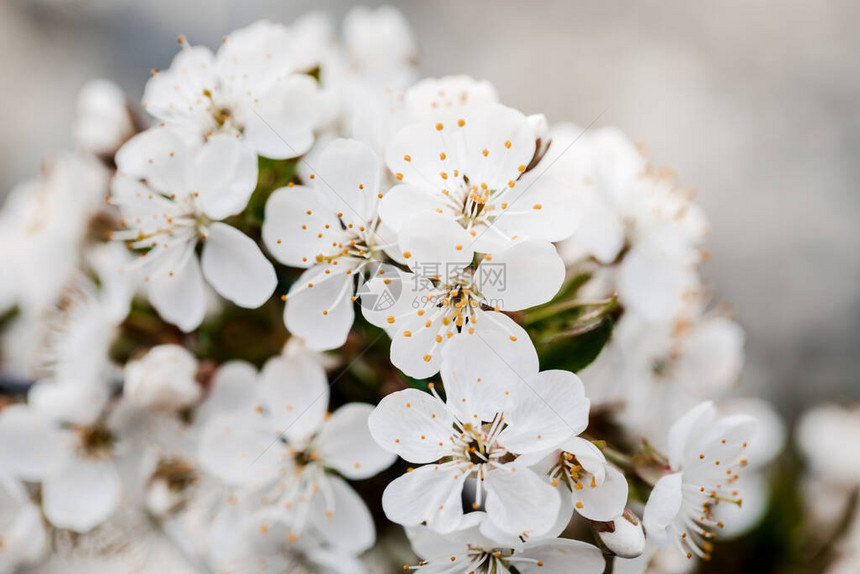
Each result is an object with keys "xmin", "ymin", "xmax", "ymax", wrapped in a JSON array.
[{"xmin": 534, "ymin": 314, "xmax": 614, "ymax": 373}]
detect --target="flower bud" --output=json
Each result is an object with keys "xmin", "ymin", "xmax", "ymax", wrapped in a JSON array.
[
  {"xmin": 74, "ymin": 79, "xmax": 136, "ymax": 158},
  {"xmin": 124, "ymin": 345, "xmax": 201, "ymax": 410},
  {"xmin": 592, "ymin": 508, "xmax": 646, "ymax": 559}
]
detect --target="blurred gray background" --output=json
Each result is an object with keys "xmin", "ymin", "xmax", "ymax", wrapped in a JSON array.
[{"xmin": 2, "ymin": 0, "xmax": 857, "ymax": 417}]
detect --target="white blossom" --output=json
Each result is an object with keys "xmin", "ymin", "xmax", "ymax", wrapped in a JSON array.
[
  {"xmin": 111, "ymin": 126, "xmax": 277, "ymax": 331},
  {"xmin": 124, "ymin": 345, "xmax": 201, "ymax": 410},
  {"xmin": 369, "ymin": 332, "xmax": 589, "ymax": 538},
  {"xmin": 404, "ymin": 513, "xmax": 605, "ymax": 574},
  {"xmin": 0, "ymin": 473, "xmax": 48, "ymax": 573},
  {"xmin": 360, "ymin": 212, "xmax": 563, "ymax": 378},
  {"xmin": 74, "ymin": 79, "xmax": 136, "ymax": 158},
  {"xmin": 0, "ymin": 405, "xmax": 122, "ymax": 532},
  {"xmin": 142, "ymin": 20, "xmax": 326, "ymax": 159},
  {"xmin": 262, "ymin": 138, "xmax": 396, "ymax": 350},
  {"xmin": 381, "ymin": 103, "xmax": 576, "ymax": 254},
  {"xmin": 539, "ymin": 436, "xmax": 629, "ymax": 522},
  {"xmin": 198, "ymin": 350, "xmax": 395, "ymax": 554},
  {"xmin": 643, "ymin": 402, "xmax": 757, "ymax": 562}
]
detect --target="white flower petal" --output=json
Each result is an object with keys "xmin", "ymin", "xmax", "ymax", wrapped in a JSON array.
[
  {"xmin": 29, "ymin": 379, "xmax": 110, "ymax": 427},
  {"xmin": 484, "ymin": 465, "xmax": 561, "ymax": 538},
  {"xmin": 440, "ymin": 330, "xmax": 538, "ymax": 423},
  {"xmin": 517, "ymin": 539, "xmax": 605, "ymax": 574},
  {"xmin": 201, "ymin": 222, "xmax": 277, "ymax": 308},
  {"xmin": 42, "ymin": 457, "xmax": 120, "ymax": 532},
  {"xmin": 399, "ymin": 212, "xmax": 474, "ymax": 276},
  {"xmin": 0, "ymin": 406, "xmax": 70, "ymax": 481},
  {"xmin": 197, "ymin": 411, "xmax": 285, "ymax": 485},
  {"xmin": 114, "ymin": 126, "xmax": 192, "ymax": 194},
  {"xmin": 192, "ymin": 134, "xmax": 259, "ymax": 220},
  {"xmin": 242, "ymin": 75, "xmax": 319, "ymax": 159},
  {"xmin": 667, "ymin": 401, "xmax": 715, "ymax": 471},
  {"xmin": 310, "ymin": 475, "xmax": 376, "ymax": 554},
  {"xmin": 477, "ymin": 241, "xmax": 565, "ymax": 311},
  {"xmin": 388, "ymin": 311, "xmax": 448, "ymax": 379},
  {"xmin": 142, "ymin": 46, "xmax": 217, "ymax": 126},
  {"xmin": 499, "ymin": 370, "xmax": 590, "ymax": 454},
  {"xmin": 385, "ymin": 121, "xmax": 463, "ymax": 193},
  {"xmin": 459, "ymin": 104, "xmax": 535, "ymax": 191},
  {"xmin": 358, "ymin": 267, "xmax": 431, "ymax": 332},
  {"xmin": 318, "ymin": 403, "xmax": 396, "ymax": 479},
  {"xmin": 368, "ymin": 388, "xmax": 454, "ymax": 464},
  {"xmin": 262, "ymin": 184, "xmax": 342, "ymax": 268},
  {"xmin": 572, "ymin": 464, "xmax": 629, "ymax": 522},
  {"xmin": 258, "ymin": 352, "xmax": 329, "ymax": 443},
  {"xmin": 382, "ymin": 463, "xmax": 464, "ymax": 532},
  {"xmin": 491, "ymin": 173, "xmax": 579, "ymax": 245},
  {"xmin": 195, "ymin": 360, "xmax": 259, "ymax": 425},
  {"xmin": 377, "ymin": 184, "xmax": 452, "ymax": 235},
  {"xmin": 617, "ymin": 245, "xmax": 698, "ymax": 323},
  {"xmin": 147, "ymin": 251, "xmax": 207, "ymax": 332},
  {"xmin": 676, "ymin": 317, "xmax": 745, "ymax": 394},
  {"xmin": 404, "ymin": 75, "xmax": 498, "ymax": 119},
  {"xmin": 643, "ymin": 472, "xmax": 684, "ymax": 536},
  {"xmin": 311, "ymin": 138, "xmax": 382, "ymax": 224},
  {"xmin": 284, "ymin": 266, "xmax": 355, "ymax": 351},
  {"xmin": 215, "ymin": 20, "xmax": 295, "ymax": 90}
]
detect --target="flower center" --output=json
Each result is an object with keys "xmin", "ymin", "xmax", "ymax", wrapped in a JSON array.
[
  {"xmin": 550, "ymin": 451, "xmax": 596, "ymax": 491},
  {"xmin": 77, "ymin": 423, "xmax": 115, "ymax": 459},
  {"xmin": 153, "ymin": 457, "xmax": 197, "ymax": 492},
  {"xmin": 202, "ymin": 89, "xmax": 242, "ymax": 135}
]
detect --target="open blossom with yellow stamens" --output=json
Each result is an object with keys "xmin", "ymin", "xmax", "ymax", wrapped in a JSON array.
[
  {"xmin": 403, "ymin": 513, "xmax": 605, "ymax": 574},
  {"xmin": 368, "ymin": 332, "xmax": 590, "ymax": 538},
  {"xmin": 643, "ymin": 401, "xmax": 756, "ymax": 561},
  {"xmin": 380, "ymin": 103, "xmax": 578, "ymax": 255},
  {"xmin": 541, "ymin": 436, "xmax": 629, "ymax": 522},
  {"xmin": 198, "ymin": 350, "xmax": 395, "ymax": 555},
  {"xmin": 142, "ymin": 20, "xmax": 325, "ymax": 159},
  {"xmin": 262, "ymin": 138, "xmax": 400, "ymax": 350},
  {"xmin": 360, "ymin": 212, "xmax": 564, "ymax": 378},
  {"xmin": 110, "ymin": 126, "xmax": 277, "ymax": 331}
]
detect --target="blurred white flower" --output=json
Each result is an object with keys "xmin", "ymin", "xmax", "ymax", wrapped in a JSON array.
[
  {"xmin": 198, "ymin": 351, "xmax": 395, "ymax": 554},
  {"xmin": 402, "ymin": 75, "xmax": 499, "ymax": 123},
  {"xmin": 321, "ymin": 7, "xmax": 417, "ymax": 153},
  {"xmin": 0, "ymin": 153, "xmax": 108, "ymax": 315},
  {"xmin": 581, "ymin": 306, "xmax": 745, "ymax": 442},
  {"xmin": 74, "ymin": 79, "xmax": 136, "ymax": 158},
  {"xmin": 124, "ymin": 345, "xmax": 201, "ymax": 411},
  {"xmin": 206, "ymin": 502, "xmax": 366, "ymax": 574},
  {"xmin": 797, "ymin": 403, "xmax": 860, "ymax": 531},
  {"xmin": 0, "ymin": 472, "xmax": 48, "ymax": 573},
  {"xmin": 142, "ymin": 20, "xmax": 326, "ymax": 159},
  {"xmin": 797, "ymin": 403, "xmax": 860, "ymax": 486},
  {"xmin": 262, "ymin": 138, "xmax": 395, "ymax": 350},
  {"xmin": 643, "ymin": 401, "xmax": 757, "ymax": 562},
  {"xmin": 550, "ymin": 124, "xmax": 707, "ymax": 324},
  {"xmin": 0, "ymin": 405, "xmax": 121, "ymax": 532},
  {"xmin": 343, "ymin": 6, "xmax": 416, "ymax": 81},
  {"xmin": 111, "ymin": 126, "xmax": 277, "ymax": 330},
  {"xmin": 369, "ymin": 332, "xmax": 589, "ymax": 538}
]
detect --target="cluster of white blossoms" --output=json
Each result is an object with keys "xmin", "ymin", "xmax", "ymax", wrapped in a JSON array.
[{"xmin": 3, "ymin": 5, "xmax": 832, "ymax": 574}]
